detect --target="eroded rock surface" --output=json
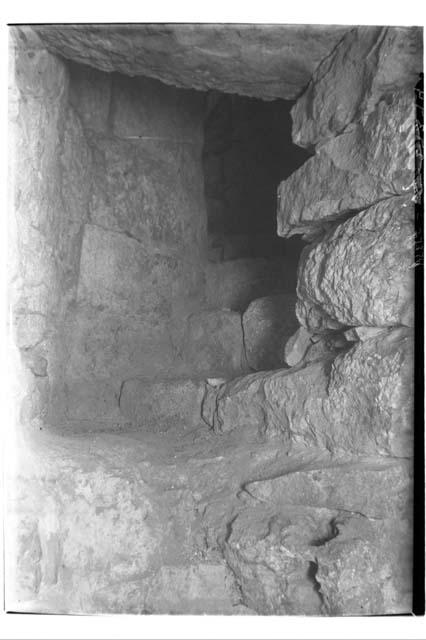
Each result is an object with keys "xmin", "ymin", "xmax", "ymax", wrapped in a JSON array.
[
  {"xmin": 278, "ymin": 94, "xmax": 415, "ymax": 238},
  {"xmin": 296, "ymin": 197, "xmax": 415, "ymax": 332},
  {"xmin": 205, "ymin": 328, "xmax": 413, "ymax": 457},
  {"xmin": 225, "ymin": 457, "xmax": 413, "ymax": 615},
  {"xmin": 314, "ymin": 514, "xmax": 412, "ymax": 615},
  {"xmin": 291, "ymin": 26, "xmax": 422, "ymax": 148}
]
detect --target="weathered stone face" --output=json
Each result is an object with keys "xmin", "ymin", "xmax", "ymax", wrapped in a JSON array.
[
  {"xmin": 206, "ymin": 328, "xmax": 413, "ymax": 457},
  {"xmin": 291, "ymin": 26, "xmax": 422, "ymax": 148},
  {"xmin": 31, "ymin": 24, "xmax": 351, "ymax": 100},
  {"xmin": 223, "ymin": 500, "xmax": 412, "ymax": 616},
  {"xmin": 296, "ymin": 197, "xmax": 415, "ymax": 332},
  {"xmin": 278, "ymin": 92, "xmax": 416, "ymax": 238},
  {"xmin": 314, "ymin": 514, "xmax": 412, "ymax": 615},
  {"xmin": 9, "ymin": 31, "xmax": 93, "ymax": 431},
  {"xmin": 223, "ymin": 503, "xmax": 332, "ymax": 615}
]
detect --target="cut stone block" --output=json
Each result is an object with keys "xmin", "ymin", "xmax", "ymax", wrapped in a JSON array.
[
  {"xmin": 119, "ymin": 378, "xmax": 206, "ymax": 432},
  {"xmin": 182, "ymin": 310, "xmax": 249, "ymax": 378}
]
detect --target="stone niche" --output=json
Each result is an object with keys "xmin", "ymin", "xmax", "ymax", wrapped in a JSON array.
[
  {"xmin": 10, "ymin": 29, "xmax": 307, "ymax": 435},
  {"xmin": 6, "ymin": 24, "xmax": 421, "ymax": 617}
]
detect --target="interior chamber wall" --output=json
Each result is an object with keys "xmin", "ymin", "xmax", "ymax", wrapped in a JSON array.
[{"xmin": 11, "ymin": 34, "xmax": 306, "ymax": 434}]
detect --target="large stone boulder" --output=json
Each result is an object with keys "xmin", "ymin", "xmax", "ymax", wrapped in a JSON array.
[
  {"xmin": 242, "ymin": 293, "xmax": 298, "ymax": 371},
  {"xmin": 291, "ymin": 26, "xmax": 422, "ymax": 148},
  {"xmin": 278, "ymin": 94, "xmax": 415, "ymax": 238},
  {"xmin": 204, "ymin": 328, "xmax": 413, "ymax": 457},
  {"xmin": 296, "ymin": 197, "xmax": 414, "ymax": 332}
]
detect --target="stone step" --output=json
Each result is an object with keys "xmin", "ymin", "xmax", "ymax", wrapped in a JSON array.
[
  {"xmin": 203, "ymin": 327, "xmax": 413, "ymax": 458},
  {"xmin": 119, "ymin": 378, "xmax": 207, "ymax": 432}
]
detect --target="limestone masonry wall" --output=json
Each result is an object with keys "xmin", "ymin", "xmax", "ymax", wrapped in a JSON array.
[{"xmin": 10, "ymin": 30, "xmax": 301, "ymax": 434}]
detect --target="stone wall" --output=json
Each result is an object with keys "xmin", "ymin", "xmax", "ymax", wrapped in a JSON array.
[
  {"xmin": 277, "ymin": 26, "xmax": 419, "ymax": 338},
  {"xmin": 10, "ymin": 31, "xmax": 213, "ymax": 432},
  {"xmin": 9, "ymin": 29, "xmax": 91, "ymax": 433},
  {"xmin": 52, "ymin": 63, "xmax": 211, "ymax": 430},
  {"xmin": 7, "ymin": 25, "xmax": 421, "ymax": 616},
  {"xmin": 10, "ymin": 31, "xmax": 302, "ymax": 434},
  {"xmin": 203, "ymin": 25, "xmax": 421, "ymax": 614}
]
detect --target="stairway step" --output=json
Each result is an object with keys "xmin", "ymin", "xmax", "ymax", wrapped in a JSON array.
[{"xmin": 119, "ymin": 378, "xmax": 206, "ymax": 432}]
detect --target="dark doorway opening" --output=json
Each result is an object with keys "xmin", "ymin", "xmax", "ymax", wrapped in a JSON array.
[{"xmin": 202, "ymin": 92, "xmax": 310, "ymax": 263}]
